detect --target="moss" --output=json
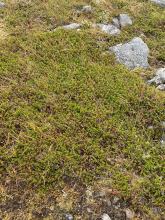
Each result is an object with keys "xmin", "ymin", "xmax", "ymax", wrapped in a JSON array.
[{"xmin": 0, "ymin": 0, "xmax": 165, "ymax": 219}]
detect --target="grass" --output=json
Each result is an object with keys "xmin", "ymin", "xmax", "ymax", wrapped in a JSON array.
[{"xmin": 0, "ymin": 0, "xmax": 165, "ymax": 219}]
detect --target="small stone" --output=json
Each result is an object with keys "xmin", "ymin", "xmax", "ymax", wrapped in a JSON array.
[
  {"xmin": 81, "ymin": 5, "xmax": 92, "ymax": 13},
  {"xmin": 113, "ymin": 196, "xmax": 120, "ymax": 204},
  {"xmin": 62, "ymin": 23, "xmax": 81, "ymax": 30},
  {"xmin": 148, "ymin": 125, "xmax": 154, "ymax": 130},
  {"xmin": 157, "ymin": 84, "xmax": 165, "ymax": 91},
  {"xmin": 106, "ymin": 199, "xmax": 112, "ymax": 207},
  {"xmin": 161, "ymin": 134, "xmax": 165, "ymax": 146},
  {"xmin": 112, "ymin": 14, "xmax": 132, "ymax": 28},
  {"xmin": 118, "ymin": 14, "xmax": 133, "ymax": 28},
  {"xmin": 161, "ymin": 121, "xmax": 165, "ymax": 130},
  {"xmin": 148, "ymin": 68, "xmax": 165, "ymax": 85},
  {"xmin": 101, "ymin": 213, "xmax": 112, "ymax": 220},
  {"xmin": 110, "ymin": 37, "xmax": 149, "ymax": 69},
  {"xmin": 65, "ymin": 213, "xmax": 73, "ymax": 220},
  {"xmin": 125, "ymin": 208, "xmax": 135, "ymax": 219},
  {"xmin": 96, "ymin": 24, "xmax": 121, "ymax": 35},
  {"xmin": 112, "ymin": 18, "xmax": 120, "ymax": 28},
  {"xmin": 49, "ymin": 205, "xmax": 55, "ymax": 211},
  {"xmin": 0, "ymin": 1, "xmax": 5, "ymax": 8},
  {"xmin": 151, "ymin": 0, "xmax": 165, "ymax": 7},
  {"xmin": 87, "ymin": 207, "xmax": 92, "ymax": 213}
]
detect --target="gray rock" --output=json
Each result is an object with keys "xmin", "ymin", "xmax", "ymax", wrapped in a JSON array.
[
  {"xmin": 112, "ymin": 18, "xmax": 120, "ymax": 28},
  {"xmin": 125, "ymin": 209, "xmax": 135, "ymax": 219},
  {"xmin": 0, "ymin": 1, "xmax": 5, "ymax": 8},
  {"xmin": 148, "ymin": 68, "xmax": 165, "ymax": 85},
  {"xmin": 151, "ymin": 0, "xmax": 165, "ymax": 7},
  {"xmin": 118, "ymin": 14, "xmax": 133, "ymax": 27},
  {"xmin": 81, "ymin": 5, "xmax": 92, "ymax": 13},
  {"xmin": 112, "ymin": 14, "xmax": 133, "ymax": 28},
  {"xmin": 62, "ymin": 23, "xmax": 81, "ymax": 30},
  {"xmin": 65, "ymin": 213, "xmax": 73, "ymax": 220},
  {"xmin": 102, "ymin": 213, "xmax": 112, "ymax": 220},
  {"xmin": 110, "ymin": 37, "xmax": 149, "ymax": 69},
  {"xmin": 161, "ymin": 121, "xmax": 165, "ymax": 131},
  {"xmin": 157, "ymin": 84, "xmax": 165, "ymax": 91},
  {"xmin": 161, "ymin": 134, "xmax": 165, "ymax": 146},
  {"xmin": 96, "ymin": 24, "xmax": 121, "ymax": 35}
]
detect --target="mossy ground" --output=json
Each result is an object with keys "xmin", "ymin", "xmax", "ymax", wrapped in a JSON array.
[{"xmin": 0, "ymin": 0, "xmax": 165, "ymax": 219}]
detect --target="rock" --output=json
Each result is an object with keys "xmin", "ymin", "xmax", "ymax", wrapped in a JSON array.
[
  {"xmin": 161, "ymin": 134, "xmax": 165, "ymax": 146},
  {"xmin": 148, "ymin": 68, "xmax": 165, "ymax": 85},
  {"xmin": 62, "ymin": 23, "xmax": 81, "ymax": 30},
  {"xmin": 113, "ymin": 196, "xmax": 120, "ymax": 204},
  {"xmin": 125, "ymin": 208, "xmax": 135, "ymax": 219},
  {"xmin": 81, "ymin": 5, "xmax": 92, "ymax": 13},
  {"xmin": 95, "ymin": 24, "xmax": 121, "ymax": 35},
  {"xmin": 157, "ymin": 84, "xmax": 165, "ymax": 91},
  {"xmin": 87, "ymin": 207, "xmax": 92, "ymax": 213},
  {"xmin": 65, "ymin": 213, "xmax": 73, "ymax": 220},
  {"xmin": 148, "ymin": 125, "xmax": 154, "ymax": 130},
  {"xmin": 110, "ymin": 37, "xmax": 149, "ymax": 69},
  {"xmin": 101, "ymin": 213, "xmax": 112, "ymax": 220},
  {"xmin": 0, "ymin": 1, "xmax": 5, "ymax": 8},
  {"xmin": 112, "ymin": 18, "xmax": 120, "ymax": 28},
  {"xmin": 151, "ymin": 0, "xmax": 165, "ymax": 7},
  {"xmin": 118, "ymin": 14, "xmax": 133, "ymax": 27},
  {"xmin": 161, "ymin": 121, "xmax": 165, "ymax": 131},
  {"xmin": 112, "ymin": 14, "xmax": 133, "ymax": 28}
]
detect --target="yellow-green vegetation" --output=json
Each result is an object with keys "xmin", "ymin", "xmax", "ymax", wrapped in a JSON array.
[{"xmin": 0, "ymin": 0, "xmax": 165, "ymax": 219}]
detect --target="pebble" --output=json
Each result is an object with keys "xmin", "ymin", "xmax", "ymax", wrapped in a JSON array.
[
  {"xmin": 161, "ymin": 134, "xmax": 165, "ymax": 146},
  {"xmin": 62, "ymin": 23, "xmax": 82, "ymax": 30},
  {"xmin": 0, "ymin": 1, "xmax": 5, "ymax": 8},
  {"xmin": 81, "ymin": 5, "xmax": 92, "ymax": 13},
  {"xmin": 118, "ymin": 14, "xmax": 133, "ymax": 27},
  {"xmin": 95, "ymin": 23, "xmax": 121, "ymax": 35},
  {"xmin": 112, "ymin": 17, "xmax": 120, "ymax": 28},
  {"xmin": 112, "ymin": 14, "xmax": 133, "ymax": 28},
  {"xmin": 125, "ymin": 208, "xmax": 135, "ymax": 219},
  {"xmin": 161, "ymin": 121, "xmax": 165, "ymax": 130},
  {"xmin": 65, "ymin": 213, "xmax": 73, "ymax": 220},
  {"xmin": 156, "ymin": 84, "xmax": 165, "ymax": 91},
  {"xmin": 148, "ymin": 68, "xmax": 165, "ymax": 85},
  {"xmin": 113, "ymin": 196, "xmax": 120, "ymax": 204},
  {"xmin": 102, "ymin": 213, "xmax": 112, "ymax": 220}
]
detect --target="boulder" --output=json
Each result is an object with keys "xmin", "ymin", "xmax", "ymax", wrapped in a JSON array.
[{"xmin": 110, "ymin": 37, "xmax": 149, "ymax": 69}]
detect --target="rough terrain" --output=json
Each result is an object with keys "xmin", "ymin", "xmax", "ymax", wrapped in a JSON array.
[{"xmin": 0, "ymin": 0, "xmax": 165, "ymax": 219}]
